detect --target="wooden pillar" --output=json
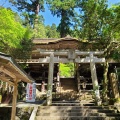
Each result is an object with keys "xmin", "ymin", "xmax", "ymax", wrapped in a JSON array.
[
  {"xmin": 11, "ymin": 81, "xmax": 18, "ymax": 120},
  {"xmin": 89, "ymin": 53, "xmax": 100, "ymax": 103},
  {"xmin": 47, "ymin": 53, "xmax": 54, "ymax": 105}
]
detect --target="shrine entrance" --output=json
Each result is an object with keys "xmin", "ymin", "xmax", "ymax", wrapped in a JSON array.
[
  {"xmin": 56, "ymin": 63, "xmax": 78, "ymax": 101},
  {"xmin": 17, "ymin": 36, "xmax": 105, "ymax": 105}
]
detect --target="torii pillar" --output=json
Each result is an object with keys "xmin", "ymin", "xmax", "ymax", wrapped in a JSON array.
[
  {"xmin": 47, "ymin": 53, "xmax": 54, "ymax": 105},
  {"xmin": 89, "ymin": 53, "xmax": 101, "ymax": 104}
]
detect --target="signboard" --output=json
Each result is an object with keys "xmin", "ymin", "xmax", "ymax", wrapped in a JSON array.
[
  {"xmin": 68, "ymin": 49, "xmax": 75, "ymax": 60},
  {"xmin": 26, "ymin": 83, "xmax": 36, "ymax": 102}
]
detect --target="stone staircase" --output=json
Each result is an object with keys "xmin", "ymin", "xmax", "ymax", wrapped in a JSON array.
[{"xmin": 35, "ymin": 101, "xmax": 120, "ymax": 120}]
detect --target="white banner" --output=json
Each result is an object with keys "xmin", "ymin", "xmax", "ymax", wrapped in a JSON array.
[{"xmin": 26, "ymin": 83, "xmax": 36, "ymax": 102}]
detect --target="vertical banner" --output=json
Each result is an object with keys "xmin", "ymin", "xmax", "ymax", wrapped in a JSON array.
[{"xmin": 26, "ymin": 83, "xmax": 36, "ymax": 102}]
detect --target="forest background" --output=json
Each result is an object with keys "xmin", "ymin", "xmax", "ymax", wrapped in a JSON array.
[{"xmin": 0, "ymin": 0, "xmax": 120, "ymax": 77}]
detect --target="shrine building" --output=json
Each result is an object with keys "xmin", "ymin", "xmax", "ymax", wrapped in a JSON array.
[{"xmin": 17, "ymin": 35, "xmax": 120, "ymax": 105}]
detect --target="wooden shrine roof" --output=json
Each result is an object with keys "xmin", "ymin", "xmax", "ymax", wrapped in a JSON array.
[
  {"xmin": 0, "ymin": 52, "xmax": 34, "ymax": 84},
  {"xmin": 32, "ymin": 36, "xmax": 102, "ymax": 50},
  {"xmin": 32, "ymin": 36, "xmax": 120, "ymax": 52},
  {"xmin": 33, "ymin": 35, "xmax": 78, "ymax": 44}
]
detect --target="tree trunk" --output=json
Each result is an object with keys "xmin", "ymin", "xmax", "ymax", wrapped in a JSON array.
[
  {"xmin": 60, "ymin": 9, "xmax": 67, "ymax": 38},
  {"xmin": 33, "ymin": 0, "xmax": 40, "ymax": 29},
  {"xmin": 102, "ymin": 61, "xmax": 109, "ymax": 102}
]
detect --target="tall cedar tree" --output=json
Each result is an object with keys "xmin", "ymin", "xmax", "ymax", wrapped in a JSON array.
[
  {"xmin": 9, "ymin": 0, "xmax": 44, "ymax": 28},
  {"xmin": 46, "ymin": 0, "xmax": 77, "ymax": 37}
]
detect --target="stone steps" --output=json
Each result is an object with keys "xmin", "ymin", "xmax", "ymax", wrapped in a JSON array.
[
  {"xmin": 37, "ymin": 106, "xmax": 114, "ymax": 110},
  {"xmin": 35, "ymin": 116, "xmax": 120, "ymax": 120},
  {"xmin": 52, "ymin": 102, "xmax": 81, "ymax": 106},
  {"xmin": 37, "ymin": 112, "xmax": 120, "ymax": 116},
  {"xmin": 37, "ymin": 109, "xmax": 116, "ymax": 114},
  {"xmin": 35, "ymin": 101, "xmax": 120, "ymax": 120}
]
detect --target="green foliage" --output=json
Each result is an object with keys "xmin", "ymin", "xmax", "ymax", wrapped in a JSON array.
[
  {"xmin": 22, "ymin": 12, "xmax": 33, "ymax": 27},
  {"xmin": 9, "ymin": 0, "xmax": 44, "ymax": 13},
  {"xmin": 9, "ymin": 0, "xmax": 45, "ymax": 31},
  {"xmin": 59, "ymin": 63, "xmax": 74, "ymax": 77},
  {"xmin": 74, "ymin": 0, "xmax": 109, "ymax": 40},
  {"xmin": 111, "ymin": 51, "xmax": 120, "ymax": 60},
  {"xmin": 72, "ymin": 0, "xmax": 120, "ymax": 44},
  {"xmin": 71, "ymin": 0, "xmax": 120, "ymax": 62},
  {"xmin": 21, "ymin": 12, "xmax": 47, "ymax": 38},
  {"xmin": 46, "ymin": 0, "xmax": 77, "ymax": 11},
  {"xmin": 46, "ymin": 24, "xmax": 60, "ymax": 38},
  {"xmin": 101, "ymin": 4, "xmax": 120, "ymax": 60},
  {"xmin": 0, "ymin": 7, "xmax": 33, "ymax": 59},
  {"xmin": 110, "ymin": 5, "xmax": 120, "ymax": 40},
  {"xmin": 33, "ymin": 23, "xmax": 47, "ymax": 38},
  {"xmin": 11, "ymin": 28, "xmax": 33, "ymax": 59},
  {"xmin": 0, "ymin": 8, "xmax": 26, "ymax": 53}
]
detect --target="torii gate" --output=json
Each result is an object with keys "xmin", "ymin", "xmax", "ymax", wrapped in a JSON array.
[
  {"xmin": 33, "ymin": 49, "xmax": 105, "ymax": 105},
  {"xmin": 17, "ymin": 36, "xmax": 105, "ymax": 105}
]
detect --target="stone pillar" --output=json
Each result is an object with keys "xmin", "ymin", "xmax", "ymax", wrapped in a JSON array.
[
  {"xmin": 57, "ymin": 62, "xmax": 60, "ymax": 82},
  {"xmin": 56, "ymin": 63, "xmax": 61, "ymax": 93},
  {"xmin": 47, "ymin": 53, "xmax": 54, "ymax": 105},
  {"xmin": 76, "ymin": 63, "xmax": 80, "ymax": 92},
  {"xmin": 110, "ymin": 73, "xmax": 119, "ymax": 99},
  {"xmin": 89, "ymin": 53, "xmax": 100, "ymax": 104}
]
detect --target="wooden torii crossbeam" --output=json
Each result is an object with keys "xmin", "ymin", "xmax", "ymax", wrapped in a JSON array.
[{"xmin": 0, "ymin": 52, "xmax": 34, "ymax": 120}]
